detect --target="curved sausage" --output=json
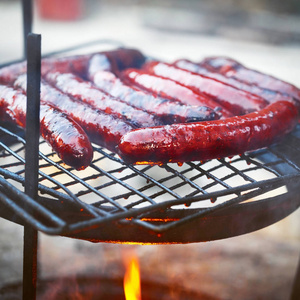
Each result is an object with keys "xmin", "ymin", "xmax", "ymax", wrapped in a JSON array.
[
  {"xmin": 0, "ymin": 61, "xmax": 26, "ymax": 85},
  {"xmin": 14, "ymin": 75, "xmax": 134, "ymax": 152},
  {"xmin": 121, "ymin": 68, "xmax": 233, "ymax": 118},
  {"xmin": 89, "ymin": 70, "xmax": 219, "ymax": 124},
  {"xmin": 0, "ymin": 85, "xmax": 93, "ymax": 170},
  {"xmin": 118, "ymin": 101, "xmax": 299, "ymax": 165},
  {"xmin": 0, "ymin": 55, "xmax": 92, "ymax": 85},
  {"xmin": 41, "ymin": 47, "xmax": 145, "ymax": 77},
  {"xmin": 43, "ymin": 71, "xmax": 162, "ymax": 127},
  {"xmin": 199, "ymin": 56, "xmax": 300, "ymax": 102},
  {"xmin": 100, "ymin": 47, "xmax": 146, "ymax": 72},
  {"xmin": 174, "ymin": 58, "xmax": 296, "ymax": 107},
  {"xmin": 0, "ymin": 47, "xmax": 145, "ymax": 84},
  {"xmin": 142, "ymin": 61, "xmax": 269, "ymax": 116}
]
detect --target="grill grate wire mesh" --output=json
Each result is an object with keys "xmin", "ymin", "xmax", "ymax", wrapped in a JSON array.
[
  {"xmin": 0, "ymin": 34, "xmax": 299, "ymax": 240},
  {"xmin": 0, "ymin": 120, "xmax": 300, "ymax": 238}
]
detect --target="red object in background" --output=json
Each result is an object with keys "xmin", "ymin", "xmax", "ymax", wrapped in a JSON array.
[{"xmin": 36, "ymin": 0, "xmax": 85, "ymax": 21}]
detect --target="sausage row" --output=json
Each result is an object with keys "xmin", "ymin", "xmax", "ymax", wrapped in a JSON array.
[{"xmin": 0, "ymin": 48, "xmax": 299, "ymax": 168}]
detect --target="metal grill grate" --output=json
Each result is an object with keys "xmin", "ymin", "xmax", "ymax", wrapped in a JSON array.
[
  {"xmin": 0, "ymin": 30, "xmax": 299, "ymax": 243},
  {"xmin": 0, "ymin": 119, "xmax": 300, "ymax": 243}
]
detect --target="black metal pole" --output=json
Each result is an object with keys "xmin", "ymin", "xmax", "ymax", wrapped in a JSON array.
[
  {"xmin": 22, "ymin": 0, "xmax": 33, "ymax": 59},
  {"xmin": 23, "ymin": 33, "xmax": 41, "ymax": 300}
]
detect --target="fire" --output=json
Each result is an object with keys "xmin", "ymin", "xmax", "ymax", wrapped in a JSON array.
[{"xmin": 123, "ymin": 255, "xmax": 142, "ymax": 300}]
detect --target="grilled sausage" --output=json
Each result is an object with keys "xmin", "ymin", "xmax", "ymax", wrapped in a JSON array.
[
  {"xmin": 174, "ymin": 59, "xmax": 296, "ymax": 107},
  {"xmin": 118, "ymin": 101, "xmax": 299, "ymax": 165},
  {"xmin": 121, "ymin": 68, "xmax": 233, "ymax": 118},
  {"xmin": 41, "ymin": 47, "xmax": 145, "ymax": 77},
  {"xmin": 0, "ymin": 61, "xmax": 26, "ymax": 84},
  {"xmin": 14, "ymin": 75, "xmax": 134, "ymax": 152},
  {"xmin": 0, "ymin": 85, "xmax": 93, "ymax": 170},
  {"xmin": 43, "ymin": 71, "xmax": 162, "ymax": 127},
  {"xmin": 0, "ymin": 56, "xmax": 92, "ymax": 85},
  {"xmin": 199, "ymin": 56, "xmax": 300, "ymax": 102},
  {"xmin": 100, "ymin": 47, "xmax": 146, "ymax": 72},
  {"xmin": 142, "ymin": 61, "xmax": 269, "ymax": 116},
  {"xmin": 88, "ymin": 70, "xmax": 219, "ymax": 124},
  {"xmin": 0, "ymin": 47, "xmax": 145, "ymax": 84}
]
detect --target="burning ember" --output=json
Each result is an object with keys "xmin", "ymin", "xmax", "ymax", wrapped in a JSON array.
[{"xmin": 123, "ymin": 252, "xmax": 142, "ymax": 300}]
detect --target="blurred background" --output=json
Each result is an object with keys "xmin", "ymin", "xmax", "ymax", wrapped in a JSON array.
[
  {"xmin": 1, "ymin": 0, "xmax": 300, "ymax": 61},
  {"xmin": 0, "ymin": 1, "xmax": 299, "ymax": 299}
]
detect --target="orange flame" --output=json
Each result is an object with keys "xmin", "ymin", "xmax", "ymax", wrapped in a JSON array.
[{"xmin": 123, "ymin": 255, "xmax": 142, "ymax": 300}]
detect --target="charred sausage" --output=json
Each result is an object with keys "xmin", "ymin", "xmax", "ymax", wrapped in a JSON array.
[
  {"xmin": 0, "ymin": 61, "xmax": 27, "ymax": 85},
  {"xmin": 88, "ymin": 70, "xmax": 219, "ymax": 124},
  {"xmin": 43, "ymin": 71, "xmax": 162, "ymax": 127},
  {"xmin": 0, "ymin": 47, "xmax": 145, "ymax": 84},
  {"xmin": 100, "ymin": 47, "xmax": 146, "ymax": 72},
  {"xmin": 121, "ymin": 68, "xmax": 233, "ymax": 118},
  {"xmin": 0, "ymin": 85, "xmax": 93, "ymax": 170},
  {"xmin": 174, "ymin": 58, "xmax": 296, "ymax": 107},
  {"xmin": 41, "ymin": 47, "xmax": 145, "ymax": 77},
  {"xmin": 118, "ymin": 101, "xmax": 299, "ymax": 165},
  {"xmin": 0, "ymin": 55, "xmax": 91, "ymax": 85},
  {"xmin": 199, "ymin": 56, "xmax": 300, "ymax": 102},
  {"xmin": 142, "ymin": 61, "xmax": 269, "ymax": 116},
  {"xmin": 14, "ymin": 75, "xmax": 134, "ymax": 152}
]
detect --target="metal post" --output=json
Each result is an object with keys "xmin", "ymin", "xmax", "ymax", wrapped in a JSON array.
[
  {"xmin": 22, "ymin": 0, "xmax": 33, "ymax": 59},
  {"xmin": 23, "ymin": 33, "xmax": 41, "ymax": 300}
]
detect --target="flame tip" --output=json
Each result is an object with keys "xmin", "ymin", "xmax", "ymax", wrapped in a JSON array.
[{"xmin": 124, "ymin": 255, "xmax": 142, "ymax": 300}]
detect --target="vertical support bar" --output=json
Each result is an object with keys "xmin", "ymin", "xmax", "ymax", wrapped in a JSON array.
[
  {"xmin": 23, "ymin": 33, "xmax": 41, "ymax": 300},
  {"xmin": 290, "ymin": 253, "xmax": 300, "ymax": 300},
  {"xmin": 22, "ymin": 0, "xmax": 33, "ymax": 59}
]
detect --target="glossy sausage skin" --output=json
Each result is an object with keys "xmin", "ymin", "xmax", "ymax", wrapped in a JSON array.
[
  {"xmin": 14, "ymin": 75, "xmax": 134, "ymax": 152},
  {"xmin": 199, "ymin": 56, "xmax": 300, "ymax": 102},
  {"xmin": 0, "ymin": 61, "xmax": 26, "ymax": 84},
  {"xmin": 0, "ymin": 85, "xmax": 93, "ymax": 170},
  {"xmin": 118, "ymin": 101, "xmax": 299, "ymax": 165},
  {"xmin": 0, "ymin": 56, "xmax": 91, "ymax": 85},
  {"xmin": 121, "ymin": 68, "xmax": 233, "ymax": 118},
  {"xmin": 89, "ymin": 70, "xmax": 219, "ymax": 124},
  {"xmin": 100, "ymin": 48, "xmax": 146, "ymax": 72},
  {"xmin": 174, "ymin": 59, "xmax": 296, "ymax": 107},
  {"xmin": 42, "ymin": 47, "xmax": 145, "ymax": 77},
  {"xmin": 44, "ymin": 71, "xmax": 162, "ymax": 128},
  {"xmin": 0, "ymin": 48, "xmax": 145, "ymax": 84},
  {"xmin": 142, "ymin": 61, "xmax": 269, "ymax": 116}
]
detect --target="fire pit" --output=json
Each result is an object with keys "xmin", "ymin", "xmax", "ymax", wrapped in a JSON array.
[
  {"xmin": 0, "ymin": 1, "xmax": 299, "ymax": 300},
  {"xmin": 0, "ymin": 275, "xmax": 219, "ymax": 300}
]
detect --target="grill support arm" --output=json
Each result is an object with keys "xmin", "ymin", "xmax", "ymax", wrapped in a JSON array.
[{"xmin": 23, "ymin": 33, "xmax": 41, "ymax": 300}]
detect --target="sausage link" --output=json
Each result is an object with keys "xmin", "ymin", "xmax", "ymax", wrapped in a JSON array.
[
  {"xmin": 142, "ymin": 61, "xmax": 269, "ymax": 116},
  {"xmin": 41, "ymin": 47, "xmax": 145, "ymax": 77},
  {"xmin": 118, "ymin": 101, "xmax": 299, "ymax": 165},
  {"xmin": 199, "ymin": 56, "xmax": 300, "ymax": 102},
  {"xmin": 100, "ymin": 47, "xmax": 146, "ymax": 72},
  {"xmin": 0, "ymin": 61, "xmax": 26, "ymax": 85},
  {"xmin": 0, "ymin": 47, "xmax": 145, "ymax": 84},
  {"xmin": 43, "ymin": 71, "xmax": 162, "ymax": 127},
  {"xmin": 0, "ymin": 56, "xmax": 91, "ymax": 85},
  {"xmin": 14, "ymin": 75, "xmax": 134, "ymax": 152},
  {"xmin": 121, "ymin": 68, "xmax": 233, "ymax": 118},
  {"xmin": 174, "ymin": 58, "xmax": 296, "ymax": 107},
  {"xmin": 0, "ymin": 85, "xmax": 93, "ymax": 170},
  {"xmin": 89, "ymin": 70, "xmax": 219, "ymax": 124}
]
